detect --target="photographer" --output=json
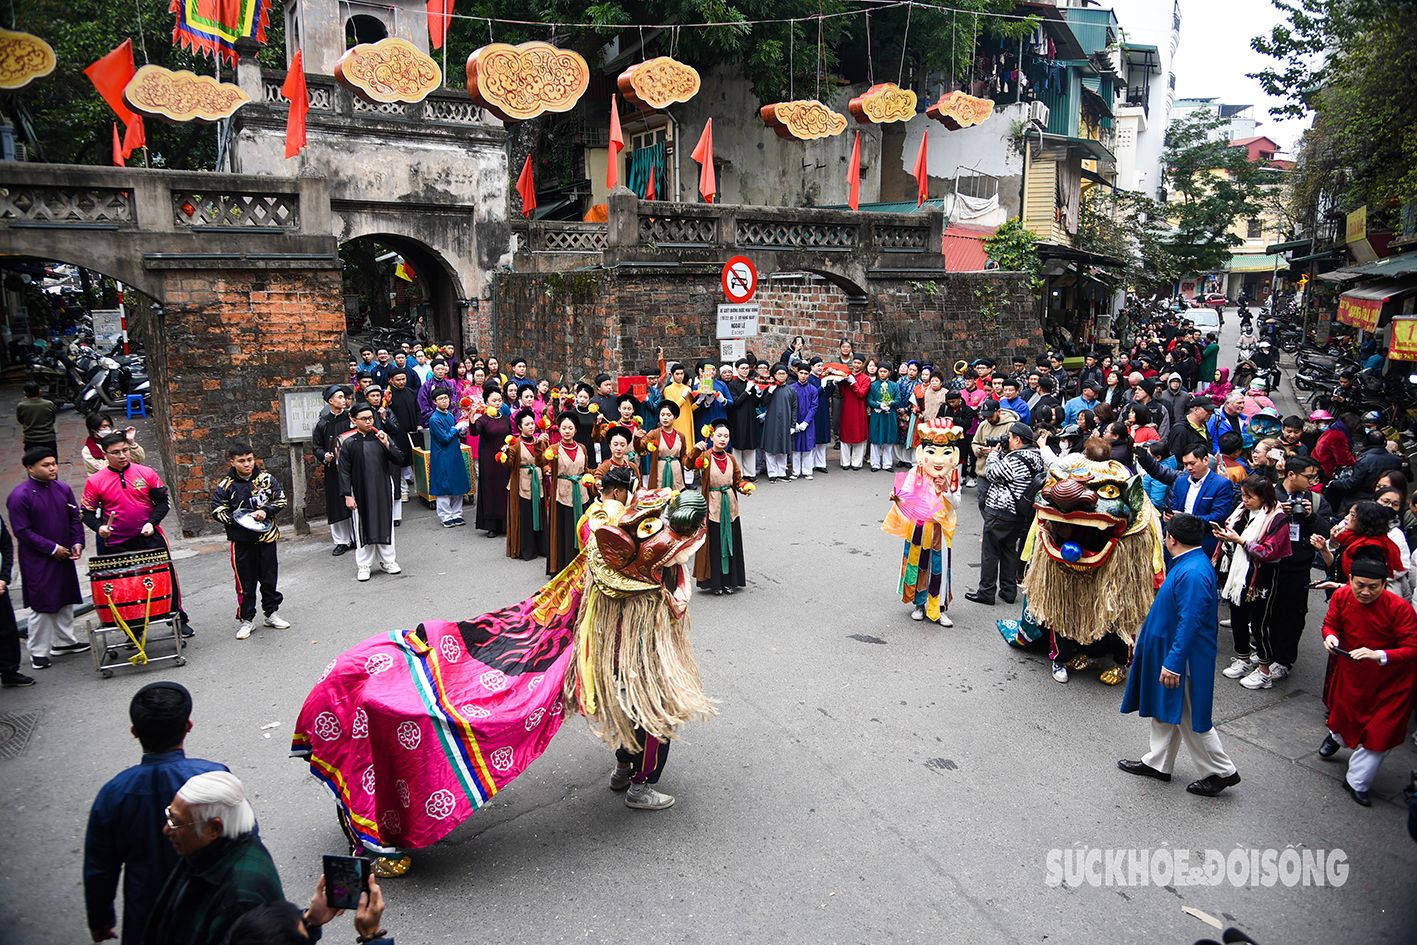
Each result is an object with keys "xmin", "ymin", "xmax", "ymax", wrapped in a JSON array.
[
  {"xmin": 224, "ymin": 874, "xmax": 391, "ymax": 944},
  {"xmin": 967, "ymin": 423, "xmax": 1045, "ymax": 606}
]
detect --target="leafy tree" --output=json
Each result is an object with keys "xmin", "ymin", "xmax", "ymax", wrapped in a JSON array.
[
  {"xmin": 1161, "ymin": 112, "xmax": 1268, "ymax": 274},
  {"xmin": 983, "ymin": 217, "xmax": 1042, "ymax": 291},
  {"xmin": 1076, "ymin": 187, "xmax": 1180, "ymax": 296},
  {"xmin": 1251, "ymin": 0, "xmax": 1417, "ymax": 224}
]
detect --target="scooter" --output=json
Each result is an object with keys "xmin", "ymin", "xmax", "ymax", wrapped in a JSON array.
[{"xmin": 78, "ymin": 355, "xmax": 150, "ymax": 414}]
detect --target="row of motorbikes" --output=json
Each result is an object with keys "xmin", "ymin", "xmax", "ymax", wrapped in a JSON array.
[{"xmin": 23, "ymin": 332, "xmax": 151, "ymax": 415}]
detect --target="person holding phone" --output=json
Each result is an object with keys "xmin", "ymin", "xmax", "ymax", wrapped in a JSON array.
[
  {"xmin": 1317, "ymin": 549, "xmax": 1417, "ymax": 807},
  {"xmin": 223, "ymin": 873, "xmax": 390, "ymax": 944}
]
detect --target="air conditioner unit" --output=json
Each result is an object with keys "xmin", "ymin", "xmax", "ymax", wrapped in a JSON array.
[{"xmin": 1028, "ymin": 101, "xmax": 1050, "ymax": 128}]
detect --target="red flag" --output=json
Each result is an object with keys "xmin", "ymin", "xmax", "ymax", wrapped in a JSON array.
[
  {"xmin": 122, "ymin": 115, "xmax": 146, "ymax": 159},
  {"xmin": 281, "ymin": 49, "xmax": 308, "ymax": 158},
  {"xmin": 86, "ymin": 39, "xmax": 137, "ymax": 128},
  {"xmin": 426, "ymin": 0, "xmax": 454, "ymax": 51},
  {"xmin": 112, "ymin": 123, "xmax": 124, "ymax": 166},
  {"xmin": 847, "ymin": 131, "xmax": 861, "ymax": 211},
  {"xmin": 691, "ymin": 119, "xmax": 715, "ymax": 203},
  {"xmin": 517, "ymin": 154, "xmax": 536, "ymax": 218},
  {"xmin": 645, "ymin": 163, "xmax": 657, "ymax": 200},
  {"xmin": 607, "ymin": 96, "xmax": 624, "ymax": 191},
  {"xmin": 913, "ymin": 131, "xmax": 929, "ymax": 207}
]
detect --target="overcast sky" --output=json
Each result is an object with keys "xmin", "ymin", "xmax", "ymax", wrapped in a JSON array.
[{"xmin": 1170, "ymin": 0, "xmax": 1312, "ymax": 154}]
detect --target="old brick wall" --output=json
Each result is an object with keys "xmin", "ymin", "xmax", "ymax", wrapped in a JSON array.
[
  {"xmin": 493, "ymin": 267, "xmax": 1042, "ymax": 381},
  {"xmin": 152, "ymin": 267, "xmax": 346, "ymax": 536}
]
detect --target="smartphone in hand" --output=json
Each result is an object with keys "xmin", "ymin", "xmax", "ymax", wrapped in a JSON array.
[{"xmin": 323, "ymin": 854, "xmax": 370, "ymax": 910}]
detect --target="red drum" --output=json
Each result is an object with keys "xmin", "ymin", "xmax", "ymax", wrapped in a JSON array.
[{"xmin": 89, "ymin": 549, "xmax": 175, "ymax": 626}]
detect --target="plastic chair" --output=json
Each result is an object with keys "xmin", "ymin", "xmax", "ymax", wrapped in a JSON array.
[{"xmin": 125, "ymin": 394, "xmax": 147, "ymax": 418}]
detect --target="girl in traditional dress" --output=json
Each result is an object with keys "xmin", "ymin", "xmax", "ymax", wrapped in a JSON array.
[
  {"xmin": 539, "ymin": 412, "xmax": 591, "ymax": 575},
  {"xmin": 643, "ymin": 401, "xmax": 689, "ymax": 491},
  {"xmin": 503, "ymin": 408, "xmax": 549, "ymax": 561},
  {"xmin": 595, "ymin": 393, "xmax": 646, "ymax": 467},
  {"xmin": 515, "ymin": 383, "xmax": 545, "ymax": 427},
  {"xmin": 591, "ymin": 425, "xmax": 641, "ymax": 493},
  {"xmin": 867, "ymin": 363, "xmax": 901, "ymax": 471},
  {"xmin": 691, "ymin": 420, "xmax": 753, "ymax": 594},
  {"xmin": 470, "ymin": 386, "xmax": 512, "ymax": 537}
]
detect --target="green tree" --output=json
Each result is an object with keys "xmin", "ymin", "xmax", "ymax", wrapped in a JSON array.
[
  {"xmin": 983, "ymin": 217, "xmax": 1042, "ymax": 291},
  {"xmin": 1162, "ymin": 112, "xmax": 1268, "ymax": 274},
  {"xmin": 1076, "ymin": 186, "xmax": 1180, "ymax": 296}
]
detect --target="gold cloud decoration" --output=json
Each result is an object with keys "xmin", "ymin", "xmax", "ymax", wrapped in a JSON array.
[
  {"xmin": 466, "ymin": 41, "xmax": 590, "ymax": 122},
  {"xmin": 759, "ymin": 100, "xmax": 848, "ymax": 141},
  {"xmin": 123, "ymin": 65, "xmax": 251, "ymax": 123},
  {"xmin": 335, "ymin": 37, "xmax": 442, "ymax": 105}
]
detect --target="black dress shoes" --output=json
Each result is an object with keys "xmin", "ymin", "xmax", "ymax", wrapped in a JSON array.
[
  {"xmin": 1343, "ymin": 782, "xmax": 1372, "ymax": 807},
  {"xmin": 999, "ymin": 593, "xmax": 1017, "ymax": 605},
  {"xmin": 1318, "ymin": 734, "xmax": 1340, "ymax": 759},
  {"xmin": 1186, "ymin": 771, "xmax": 1241, "ymax": 796},
  {"xmin": 964, "ymin": 591, "xmax": 995, "ymax": 605},
  {"xmin": 723, "ymin": 586, "xmax": 735, "ymax": 595},
  {"xmin": 332, "ymin": 543, "xmax": 348, "ymax": 557},
  {"xmin": 1118, "ymin": 759, "xmax": 1172, "ymax": 782}
]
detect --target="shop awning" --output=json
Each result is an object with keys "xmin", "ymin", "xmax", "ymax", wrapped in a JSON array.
[
  {"xmin": 1225, "ymin": 253, "xmax": 1284, "ymax": 272},
  {"xmin": 1318, "ymin": 251, "xmax": 1417, "ymax": 282},
  {"xmin": 1336, "ymin": 278, "xmax": 1417, "ymax": 331},
  {"xmin": 1265, "ymin": 238, "xmax": 1311, "ymax": 254}
]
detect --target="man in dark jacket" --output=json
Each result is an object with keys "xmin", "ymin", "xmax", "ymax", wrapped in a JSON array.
[
  {"xmin": 211, "ymin": 444, "xmax": 289, "ymax": 640},
  {"xmin": 144, "ymin": 771, "xmax": 282, "ymax": 945},
  {"xmin": 86, "ymin": 683, "xmax": 229, "ymax": 943},
  {"xmin": 967, "ymin": 423, "xmax": 1045, "ymax": 606},
  {"xmin": 386, "ymin": 369, "xmax": 422, "ymax": 500},
  {"xmin": 1327, "ymin": 430, "xmax": 1403, "ymax": 514}
]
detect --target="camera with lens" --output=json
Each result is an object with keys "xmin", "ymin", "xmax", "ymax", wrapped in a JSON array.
[{"xmin": 985, "ymin": 435, "xmax": 1010, "ymax": 451}]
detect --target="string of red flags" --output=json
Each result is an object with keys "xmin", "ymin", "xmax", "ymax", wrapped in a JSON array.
[
  {"xmin": 427, "ymin": 0, "xmax": 455, "ymax": 51},
  {"xmin": 517, "ymin": 154, "xmax": 537, "ymax": 218},
  {"xmin": 281, "ymin": 49, "xmax": 308, "ymax": 158},
  {"xmin": 86, "ymin": 40, "xmax": 144, "ymax": 162}
]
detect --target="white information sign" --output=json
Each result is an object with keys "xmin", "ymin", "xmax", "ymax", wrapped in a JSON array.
[
  {"xmin": 716, "ymin": 303, "xmax": 760, "ymax": 340},
  {"xmin": 281, "ymin": 389, "xmax": 327, "ymax": 443},
  {"xmin": 91, "ymin": 308, "xmax": 125, "ymax": 348}
]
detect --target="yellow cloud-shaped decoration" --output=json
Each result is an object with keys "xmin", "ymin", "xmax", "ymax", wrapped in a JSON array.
[
  {"xmin": 617, "ymin": 56, "xmax": 700, "ymax": 110},
  {"xmin": 122, "ymin": 65, "xmax": 250, "ymax": 124},
  {"xmin": 0, "ymin": 28, "xmax": 56, "ymax": 92},
  {"xmin": 759, "ymin": 99, "xmax": 848, "ymax": 141},
  {"xmin": 467, "ymin": 41, "xmax": 590, "ymax": 122},
  {"xmin": 926, "ymin": 90, "xmax": 994, "ymax": 131},
  {"xmin": 336, "ymin": 37, "xmax": 442, "ymax": 105},
  {"xmin": 849, "ymin": 82, "xmax": 917, "ymax": 125}
]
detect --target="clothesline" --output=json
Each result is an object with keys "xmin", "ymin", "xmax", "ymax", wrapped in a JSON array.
[{"xmin": 427, "ymin": 0, "xmax": 1043, "ymax": 35}]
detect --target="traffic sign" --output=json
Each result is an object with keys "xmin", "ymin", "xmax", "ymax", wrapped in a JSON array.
[{"xmin": 721, "ymin": 255, "xmax": 757, "ymax": 303}]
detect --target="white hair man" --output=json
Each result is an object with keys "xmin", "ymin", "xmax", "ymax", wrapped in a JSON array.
[{"xmin": 143, "ymin": 771, "xmax": 283, "ymax": 945}]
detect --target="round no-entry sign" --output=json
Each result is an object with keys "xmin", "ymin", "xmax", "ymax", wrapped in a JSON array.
[{"xmin": 721, "ymin": 255, "xmax": 757, "ymax": 303}]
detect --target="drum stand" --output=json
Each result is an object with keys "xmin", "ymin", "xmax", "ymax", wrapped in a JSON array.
[{"xmin": 90, "ymin": 614, "xmax": 186, "ymax": 678}]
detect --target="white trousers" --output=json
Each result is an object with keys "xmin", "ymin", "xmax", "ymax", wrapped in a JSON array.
[
  {"xmin": 352, "ymin": 507, "xmax": 397, "ymax": 568},
  {"xmin": 330, "ymin": 519, "xmax": 354, "ymax": 546},
  {"xmin": 401, "ymin": 465, "xmax": 414, "ymax": 483},
  {"xmin": 764, "ymin": 453, "xmax": 789, "ymax": 479},
  {"xmin": 812, "ymin": 444, "xmax": 828, "ymax": 470},
  {"xmin": 870, "ymin": 443, "xmax": 895, "ymax": 470},
  {"xmin": 393, "ymin": 494, "xmax": 403, "ymax": 523},
  {"xmin": 792, "ymin": 451, "xmax": 813, "ymax": 476},
  {"xmin": 28, "ymin": 605, "xmax": 78, "ymax": 661},
  {"xmin": 840, "ymin": 441, "xmax": 867, "ymax": 468},
  {"xmin": 732, "ymin": 449, "xmax": 758, "ymax": 478},
  {"xmin": 436, "ymin": 495, "xmax": 464, "ymax": 523},
  {"xmin": 1141, "ymin": 685, "xmax": 1237, "ymax": 778},
  {"xmin": 1330, "ymin": 731, "xmax": 1389, "ymax": 793}
]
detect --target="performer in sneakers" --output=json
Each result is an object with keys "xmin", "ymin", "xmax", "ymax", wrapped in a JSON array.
[
  {"xmin": 338, "ymin": 403, "xmax": 404, "ymax": 582},
  {"xmin": 1119, "ymin": 513, "xmax": 1242, "ymax": 797},
  {"xmin": 8, "ymin": 447, "xmax": 87, "ymax": 670},
  {"xmin": 210, "ymin": 443, "xmax": 289, "ymax": 640},
  {"xmin": 1317, "ymin": 549, "xmax": 1417, "ymax": 807},
  {"xmin": 883, "ymin": 419, "xmax": 962, "ymax": 626}
]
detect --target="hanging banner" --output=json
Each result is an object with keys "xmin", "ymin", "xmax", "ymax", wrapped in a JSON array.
[
  {"xmin": 170, "ymin": 0, "xmax": 269, "ymax": 65},
  {"xmin": 1388, "ymin": 316, "xmax": 1417, "ymax": 361},
  {"xmin": 124, "ymin": 65, "xmax": 251, "ymax": 123},
  {"xmin": 336, "ymin": 38, "xmax": 442, "ymax": 105},
  {"xmin": 618, "ymin": 56, "xmax": 700, "ymax": 110},
  {"xmin": 848, "ymin": 82, "xmax": 917, "ymax": 124},
  {"xmin": 760, "ymin": 100, "xmax": 847, "ymax": 140},
  {"xmin": 1336, "ymin": 293, "xmax": 1381, "ymax": 331}
]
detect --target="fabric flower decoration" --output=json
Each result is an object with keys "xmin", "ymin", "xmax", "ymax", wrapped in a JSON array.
[
  {"xmin": 538, "ymin": 416, "xmax": 550, "ymax": 429},
  {"xmin": 580, "ymin": 473, "xmax": 596, "ymax": 486},
  {"xmin": 485, "ymin": 407, "xmax": 499, "ymax": 417},
  {"xmin": 543, "ymin": 448, "xmax": 556, "ymax": 461},
  {"xmin": 496, "ymin": 451, "xmax": 508, "ymax": 464},
  {"xmin": 697, "ymin": 455, "xmax": 708, "ymax": 470},
  {"xmin": 742, "ymin": 482, "xmax": 756, "ymax": 493},
  {"xmin": 700, "ymin": 424, "xmax": 712, "ymax": 437},
  {"xmin": 588, "ymin": 404, "xmax": 600, "ymax": 414},
  {"xmin": 646, "ymin": 441, "xmax": 658, "ymax": 452},
  {"xmin": 504, "ymin": 435, "xmax": 515, "ymax": 445},
  {"xmin": 550, "ymin": 390, "xmax": 561, "ymax": 399},
  {"xmin": 460, "ymin": 397, "xmax": 472, "ymax": 408}
]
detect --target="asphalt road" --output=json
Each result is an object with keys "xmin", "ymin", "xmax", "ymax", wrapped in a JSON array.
[{"xmin": 1, "ymin": 310, "xmax": 1413, "ymax": 945}]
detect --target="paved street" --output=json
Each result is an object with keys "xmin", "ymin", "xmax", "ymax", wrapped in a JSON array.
[{"xmin": 1, "ymin": 315, "xmax": 1414, "ymax": 944}]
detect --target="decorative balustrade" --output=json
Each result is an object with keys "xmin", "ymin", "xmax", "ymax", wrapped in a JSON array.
[
  {"xmin": 873, "ymin": 223, "xmax": 931, "ymax": 252},
  {"xmin": 517, "ymin": 221, "xmax": 607, "ymax": 253},
  {"xmin": 639, "ymin": 213, "xmax": 717, "ymax": 247},
  {"xmin": 0, "ymin": 185, "xmax": 135, "ymax": 225},
  {"xmin": 258, "ymin": 72, "xmax": 482, "ymax": 126},
  {"xmin": 173, "ymin": 191, "xmax": 298, "ymax": 229},
  {"xmin": 263, "ymin": 80, "xmax": 334, "ymax": 111},
  {"xmin": 737, "ymin": 219, "xmax": 857, "ymax": 250}
]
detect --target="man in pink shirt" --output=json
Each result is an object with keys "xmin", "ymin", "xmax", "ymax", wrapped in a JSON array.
[{"xmin": 81, "ymin": 433, "xmax": 194, "ymax": 636}]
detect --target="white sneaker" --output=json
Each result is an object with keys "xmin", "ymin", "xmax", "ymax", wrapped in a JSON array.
[
  {"xmin": 804, "ymin": 474, "xmax": 813, "ymax": 480},
  {"xmin": 608, "ymin": 767, "xmax": 632, "ymax": 791},
  {"xmin": 1219, "ymin": 618, "xmax": 1232, "ymax": 628},
  {"xmin": 625, "ymin": 783, "xmax": 675, "ymax": 810},
  {"xmin": 1267, "ymin": 663, "xmax": 1289, "ymax": 682},
  {"xmin": 357, "ymin": 567, "xmax": 371, "ymax": 582},
  {"xmin": 379, "ymin": 561, "xmax": 402, "ymax": 574},
  {"xmin": 938, "ymin": 613, "xmax": 953, "ymax": 627},
  {"xmin": 1051, "ymin": 662, "xmax": 1069, "ymax": 684},
  {"xmin": 236, "ymin": 621, "xmax": 254, "ymax": 640},
  {"xmin": 911, "ymin": 606, "xmax": 925, "ymax": 621},
  {"xmin": 264, "ymin": 614, "xmax": 291, "ymax": 629},
  {"xmin": 1240, "ymin": 667, "xmax": 1273, "ymax": 690},
  {"xmin": 1222, "ymin": 657, "xmax": 1257, "ymax": 679}
]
